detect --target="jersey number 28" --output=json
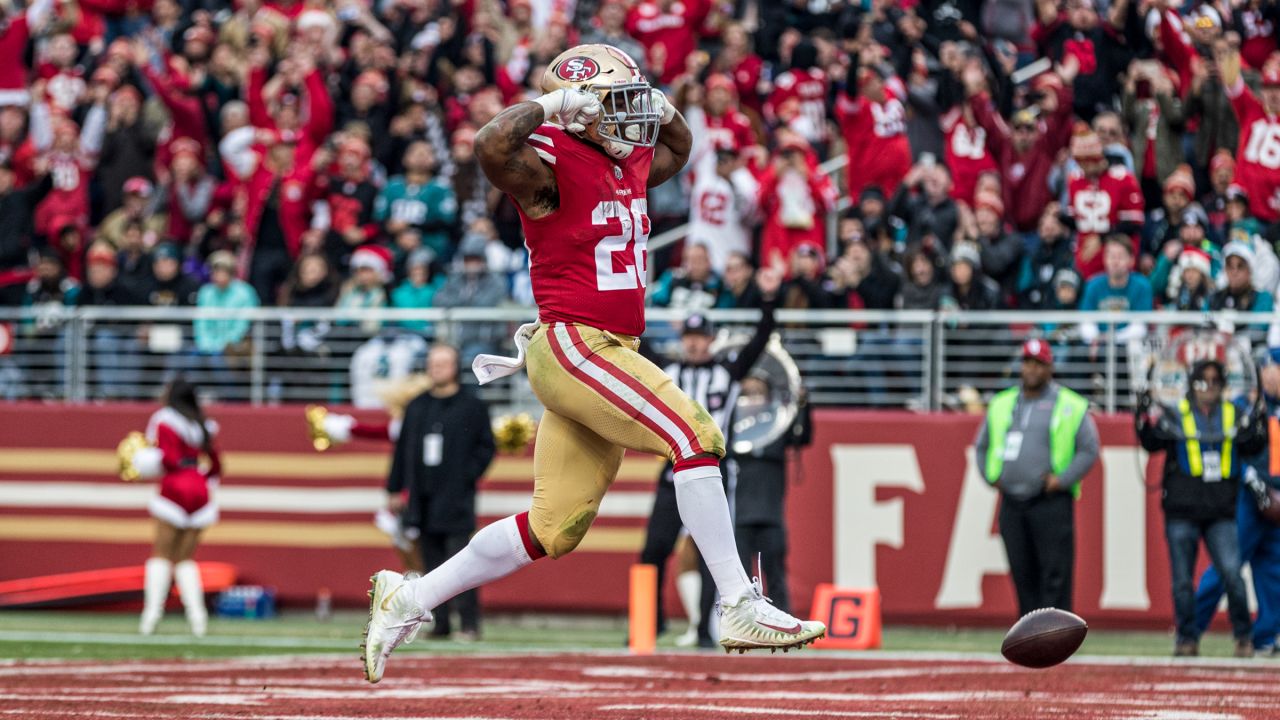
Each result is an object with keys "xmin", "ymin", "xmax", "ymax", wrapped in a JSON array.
[{"xmin": 592, "ymin": 199, "xmax": 650, "ymax": 291}]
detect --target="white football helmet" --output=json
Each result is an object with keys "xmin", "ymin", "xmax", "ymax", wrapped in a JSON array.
[{"xmin": 541, "ymin": 44, "xmax": 659, "ymax": 159}]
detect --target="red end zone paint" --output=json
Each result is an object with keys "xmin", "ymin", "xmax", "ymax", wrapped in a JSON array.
[{"xmin": 1, "ymin": 653, "xmax": 1277, "ymax": 719}]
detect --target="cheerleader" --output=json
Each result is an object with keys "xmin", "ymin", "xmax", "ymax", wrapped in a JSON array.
[{"xmin": 133, "ymin": 378, "xmax": 222, "ymax": 637}]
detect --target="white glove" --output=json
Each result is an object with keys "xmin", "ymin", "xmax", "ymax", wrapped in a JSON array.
[
  {"xmin": 651, "ymin": 88, "xmax": 676, "ymax": 125},
  {"xmin": 322, "ymin": 413, "xmax": 355, "ymax": 444},
  {"xmin": 534, "ymin": 88, "xmax": 602, "ymax": 133},
  {"xmin": 132, "ymin": 447, "xmax": 164, "ymax": 481}
]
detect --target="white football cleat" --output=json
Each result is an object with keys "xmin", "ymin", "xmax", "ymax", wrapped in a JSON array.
[
  {"xmin": 361, "ymin": 570, "xmax": 430, "ymax": 683},
  {"xmin": 718, "ymin": 578, "xmax": 825, "ymax": 654}
]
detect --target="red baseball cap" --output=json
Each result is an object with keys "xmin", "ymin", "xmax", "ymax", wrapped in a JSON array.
[{"xmin": 1022, "ymin": 338, "xmax": 1053, "ymax": 366}]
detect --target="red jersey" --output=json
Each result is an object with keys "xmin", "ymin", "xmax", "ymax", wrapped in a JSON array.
[
  {"xmin": 37, "ymin": 65, "xmax": 85, "ymax": 113},
  {"xmin": 34, "ymin": 152, "xmax": 92, "ymax": 238},
  {"xmin": 940, "ymin": 108, "xmax": 997, "ymax": 204},
  {"xmin": 626, "ymin": 0, "xmax": 710, "ymax": 84},
  {"xmin": 1228, "ymin": 80, "xmax": 1280, "ymax": 222},
  {"xmin": 518, "ymin": 124, "xmax": 653, "ymax": 337},
  {"xmin": 1238, "ymin": 8, "xmax": 1276, "ymax": 70},
  {"xmin": 768, "ymin": 67, "xmax": 829, "ymax": 144},
  {"xmin": 703, "ymin": 109, "xmax": 756, "ymax": 154},
  {"xmin": 836, "ymin": 88, "xmax": 911, "ymax": 199},
  {"xmin": 1067, "ymin": 165, "xmax": 1144, "ymax": 278}
]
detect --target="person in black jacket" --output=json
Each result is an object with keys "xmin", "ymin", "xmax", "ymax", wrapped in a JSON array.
[
  {"xmin": 0, "ymin": 161, "xmax": 53, "ymax": 306},
  {"xmin": 387, "ymin": 343, "xmax": 495, "ymax": 640},
  {"xmin": 1136, "ymin": 359, "xmax": 1266, "ymax": 657},
  {"xmin": 731, "ymin": 373, "xmax": 811, "ymax": 615}
]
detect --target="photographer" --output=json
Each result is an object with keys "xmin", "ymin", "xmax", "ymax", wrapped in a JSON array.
[{"xmin": 1136, "ymin": 359, "xmax": 1267, "ymax": 657}]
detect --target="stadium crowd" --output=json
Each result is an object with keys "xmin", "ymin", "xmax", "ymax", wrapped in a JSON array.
[{"xmin": 0, "ymin": 0, "xmax": 1279, "ymax": 346}]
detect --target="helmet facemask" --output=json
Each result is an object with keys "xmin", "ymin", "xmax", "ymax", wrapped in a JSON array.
[{"xmin": 580, "ymin": 82, "xmax": 659, "ymax": 159}]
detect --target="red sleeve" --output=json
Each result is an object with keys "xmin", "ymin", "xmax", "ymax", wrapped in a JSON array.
[
  {"xmin": 1042, "ymin": 83, "xmax": 1076, "ymax": 154},
  {"xmin": 154, "ymin": 423, "xmax": 186, "ymax": 472},
  {"xmin": 809, "ymin": 172, "xmax": 837, "ymax": 212},
  {"xmin": 969, "ymin": 92, "xmax": 1010, "ymax": 162},
  {"xmin": 246, "ymin": 67, "xmax": 273, "ymax": 130},
  {"xmin": 77, "ymin": 0, "xmax": 129, "ymax": 15},
  {"xmin": 303, "ymin": 69, "xmax": 334, "ymax": 147},
  {"xmin": 1158, "ymin": 11, "xmax": 1194, "ymax": 96},
  {"xmin": 141, "ymin": 62, "xmax": 205, "ymax": 142},
  {"xmin": 625, "ymin": 8, "xmax": 642, "ymax": 39},
  {"xmin": 1228, "ymin": 79, "xmax": 1262, "ymax": 123},
  {"xmin": 685, "ymin": 0, "xmax": 712, "ymax": 29},
  {"xmin": 1117, "ymin": 174, "xmax": 1146, "ymax": 225},
  {"xmin": 756, "ymin": 168, "xmax": 779, "ymax": 215},
  {"xmin": 1030, "ymin": 14, "xmax": 1065, "ymax": 53},
  {"xmin": 351, "ymin": 421, "xmax": 391, "ymax": 441}
]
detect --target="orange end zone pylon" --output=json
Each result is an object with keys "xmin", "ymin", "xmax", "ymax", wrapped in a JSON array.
[
  {"xmin": 628, "ymin": 563, "xmax": 657, "ymax": 655},
  {"xmin": 0, "ymin": 562, "xmax": 237, "ymax": 608},
  {"xmin": 809, "ymin": 583, "xmax": 882, "ymax": 650}
]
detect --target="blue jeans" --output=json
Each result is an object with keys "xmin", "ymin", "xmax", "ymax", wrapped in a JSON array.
[
  {"xmin": 1194, "ymin": 488, "xmax": 1280, "ymax": 649},
  {"xmin": 1166, "ymin": 516, "xmax": 1251, "ymax": 642}
]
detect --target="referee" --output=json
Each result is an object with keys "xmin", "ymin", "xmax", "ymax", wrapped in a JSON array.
[{"xmin": 638, "ymin": 267, "xmax": 782, "ymax": 647}]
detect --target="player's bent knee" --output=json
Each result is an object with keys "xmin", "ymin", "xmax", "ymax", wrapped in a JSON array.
[{"xmin": 532, "ymin": 507, "xmax": 599, "ymax": 559}]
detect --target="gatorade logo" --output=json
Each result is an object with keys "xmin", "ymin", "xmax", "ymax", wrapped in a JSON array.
[
  {"xmin": 809, "ymin": 584, "xmax": 881, "ymax": 650},
  {"xmin": 557, "ymin": 57, "xmax": 600, "ymax": 82}
]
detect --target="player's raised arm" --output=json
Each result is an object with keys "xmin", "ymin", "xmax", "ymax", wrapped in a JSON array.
[
  {"xmin": 649, "ymin": 90, "xmax": 691, "ymax": 188},
  {"xmin": 474, "ymin": 100, "xmax": 563, "ymax": 216}
]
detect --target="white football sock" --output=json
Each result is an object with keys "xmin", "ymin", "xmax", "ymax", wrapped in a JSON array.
[
  {"xmin": 140, "ymin": 557, "xmax": 172, "ymax": 635},
  {"xmin": 676, "ymin": 569, "xmax": 702, "ymax": 627},
  {"xmin": 409, "ymin": 514, "xmax": 537, "ymax": 612},
  {"xmin": 173, "ymin": 560, "xmax": 207, "ymax": 637},
  {"xmin": 673, "ymin": 464, "xmax": 751, "ymax": 604}
]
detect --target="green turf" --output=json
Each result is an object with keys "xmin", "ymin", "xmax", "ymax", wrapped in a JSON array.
[{"xmin": 0, "ymin": 609, "xmax": 1246, "ymax": 661}]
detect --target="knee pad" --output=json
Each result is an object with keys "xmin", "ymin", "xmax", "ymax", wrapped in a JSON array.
[{"xmin": 532, "ymin": 506, "xmax": 599, "ymax": 559}]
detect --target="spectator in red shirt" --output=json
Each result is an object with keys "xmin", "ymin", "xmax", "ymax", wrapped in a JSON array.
[
  {"xmin": 758, "ymin": 135, "xmax": 836, "ymax": 271},
  {"xmin": 627, "ymin": 0, "xmax": 712, "ymax": 85},
  {"xmin": 0, "ymin": 0, "xmax": 53, "ymax": 107},
  {"xmin": 838, "ymin": 49, "xmax": 911, "ymax": 201}
]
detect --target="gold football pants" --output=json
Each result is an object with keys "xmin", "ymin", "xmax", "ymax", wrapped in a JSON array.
[{"xmin": 523, "ymin": 321, "xmax": 725, "ymax": 558}]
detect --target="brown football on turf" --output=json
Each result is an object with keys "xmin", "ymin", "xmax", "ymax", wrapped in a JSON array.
[{"xmin": 1001, "ymin": 608, "xmax": 1088, "ymax": 668}]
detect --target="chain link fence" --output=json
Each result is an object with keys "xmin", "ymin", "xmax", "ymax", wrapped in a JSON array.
[{"xmin": 0, "ymin": 307, "xmax": 1269, "ymax": 412}]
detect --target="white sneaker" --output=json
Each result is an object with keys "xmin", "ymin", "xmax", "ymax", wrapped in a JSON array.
[
  {"xmin": 361, "ymin": 570, "xmax": 430, "ymax": 683},
  {"xmin": 718, "ymin": 578, "xmax": 825, "ymax": 654}
]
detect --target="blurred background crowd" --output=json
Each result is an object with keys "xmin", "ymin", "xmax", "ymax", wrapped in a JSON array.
[{"xmin": 1, "ymin": 0, "xmax": 1280, "ymax": 364}]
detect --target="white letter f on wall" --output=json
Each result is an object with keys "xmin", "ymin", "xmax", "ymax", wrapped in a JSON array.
[{"xmin": 831, "ymin": 445, "xmax": 926, "ymax": 588}]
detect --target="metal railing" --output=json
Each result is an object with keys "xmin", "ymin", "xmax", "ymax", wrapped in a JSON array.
[{"xmin": 0, "ymin": 306, "xmax": 1268, "ymax": 413}]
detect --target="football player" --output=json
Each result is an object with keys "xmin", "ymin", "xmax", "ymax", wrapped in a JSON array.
[{"xmin": 361, "ymin": 44, "xmax": 824, "ymax": 683}]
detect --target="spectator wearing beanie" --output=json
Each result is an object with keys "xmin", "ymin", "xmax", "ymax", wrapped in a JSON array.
[
  {"xmin": 1144, "ymin": 164, "xmax": 1206, "ymax": 258},
  {"xmin": 141, "ymin": 242, "xmax": 201, "ymax": 307},
  {"xmin": 1018, "ymin": 203, "xmax": 1077, "ymax": 309},
  {"xmin": 337, "ymin": 245, "xmax": 391, "ymax": 336},
  {"xmin": 968, "ymin": 62, "xmax": 1076, "ymax": 233},
  {"xmin": 1211, "ymin": 242, "xmax": 1274, "ymax": 338},
  {"xmin": 942, "ymin": 242, "xmax": 1001, "ymax": 311},
  {"xmin": 391, "ymin": 247, "xmax": 444, "ymax": 335},
  {"xmin": 1150, "ymin": 217, "xmax": 1220, "ymax": 301},
  {"xmin": 973, "ymin": 191, "xmax": 1022, "ymax": 302},
  {"xmin": 195, "ymin": 250, "xmax": 259, "ymax": 355},
  {"xmin": 1066, "ymin": 127, "xmax": 1144, "ymax": 279},
  {"xmin": 1167, "ymin": 246, "xmax": 1214, "ymax": 312}
]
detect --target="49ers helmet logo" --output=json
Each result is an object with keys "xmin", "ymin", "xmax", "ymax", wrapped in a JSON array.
[{"xmin": 556, "ymin": 57, "xmax": 600, "ymax": 82}]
